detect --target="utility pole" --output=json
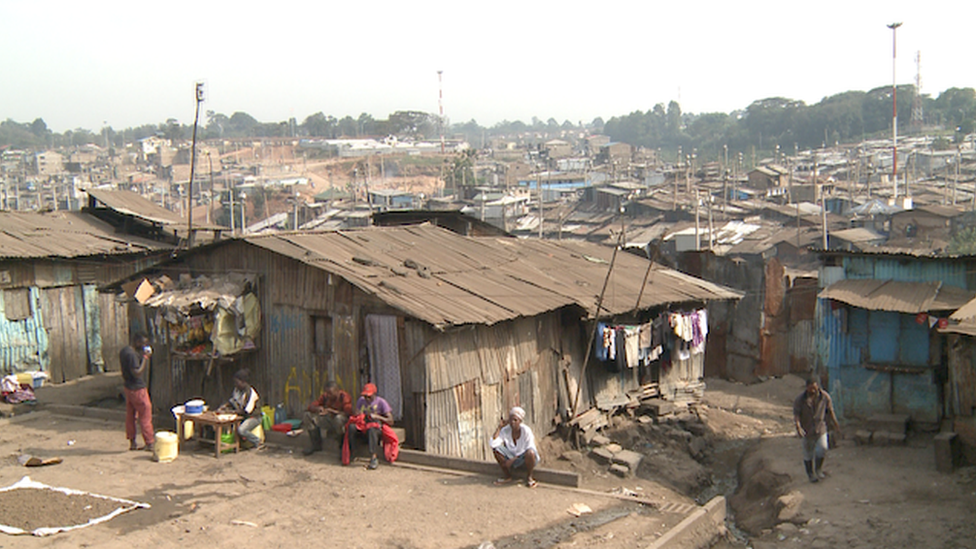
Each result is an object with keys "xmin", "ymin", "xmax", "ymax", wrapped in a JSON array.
[
  {"xmin": 707, "ymin": 192, "xmax": 713, "ymax": 250},
  {"xmin": 187, "ymin": 82, "xmax": 204, "ymax": 247},
  {"xmin": 437, "ymin": 70, "xmax": 445, "ymax": 154},
  {"xmin": 888, "ymin": 22, "xmax": 903, "ymax": 199},
  {"xmin": 694, "ymin": 190, "xmax": 700, "ymax": 251},
  {"xmin": 206, "ymin": 152, "xmax": 214, "ymax": 225}
]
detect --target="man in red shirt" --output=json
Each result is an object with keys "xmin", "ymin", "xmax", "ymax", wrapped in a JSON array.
[{"xmin": 302, "ymin": 381, "xmax": 352, "ymax": 456}]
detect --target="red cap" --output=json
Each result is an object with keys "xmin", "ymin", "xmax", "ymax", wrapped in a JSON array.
[{"xmin": 361, "ymin": 383, "xmax": 377, "ymax": 396}]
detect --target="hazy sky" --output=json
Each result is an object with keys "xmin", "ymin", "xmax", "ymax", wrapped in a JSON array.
[{"xmin": 2, "ymin": 0, "xmax": 974, "ymax": 133}]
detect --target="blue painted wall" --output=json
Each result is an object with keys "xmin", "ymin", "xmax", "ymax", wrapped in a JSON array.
[
  {"xmin": 818, "ymin": 255, "xmax": 965, "ymax": 424},
  {"xmin": 0, "ymin": 288, "xmax": 50, "ymax": 374}
]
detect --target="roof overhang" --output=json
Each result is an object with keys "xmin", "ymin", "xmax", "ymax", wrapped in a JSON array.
[{"xmin": 818, "ymin": 279, "xmax": 975, "ymax": 314}]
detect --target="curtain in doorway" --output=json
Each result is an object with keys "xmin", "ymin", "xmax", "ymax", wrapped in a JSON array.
[{"xmin": 365, "ymin": 314, "xmax": 402, "ymax": 419}]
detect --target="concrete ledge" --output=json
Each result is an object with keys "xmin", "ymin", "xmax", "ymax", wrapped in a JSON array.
[
  {"xmin": 647, "ymin": 496, "xmax": 726, "ymax": 549},
  {"xmin": 397, "ymin": 448, "xmax": 580, "ymax": 487},
  {"xmin": 43, "ymin": 404, "xmax": 126, "ymax": 423},
  {"xmin": 0, "ymin": 410, "xmax": 51, "ymax": 424}
]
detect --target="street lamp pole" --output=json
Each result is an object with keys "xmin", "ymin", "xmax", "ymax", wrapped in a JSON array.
[{"xmin": 888, "ymin": 22, "xmax": 903, "ymax": 200}]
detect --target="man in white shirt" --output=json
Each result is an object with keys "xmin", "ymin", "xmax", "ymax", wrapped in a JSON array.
[
  {"xmin": 490, "ymin": 406, "xmax": 540, "ymax": 488},
  {"xmin": 218, "ymin": 369, "xmax": 264, "ymax": 450}
]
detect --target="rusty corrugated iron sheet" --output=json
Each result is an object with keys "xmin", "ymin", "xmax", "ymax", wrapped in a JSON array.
[
  {"xmin": 86, "ymin": 188, "xmax": 185, "ymax": 226},
  {"xmin": 244, "ymin": 225, "xmax": 742, "ymax": 330},
  {"xmin": 0, "ymin": 210, "xmax": 170, "ymax": 260},
  {"xmin": 951, "ymin": 297, "xmax": 976, "ymax": 321},
  {"xmin": 818, "ymin": 279, "xmax": 975, "ymax": 314}
]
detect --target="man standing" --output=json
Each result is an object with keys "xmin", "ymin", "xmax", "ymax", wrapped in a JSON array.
[
  {"xmin": 343, "ymin": 383, "xmax": 395, "ymax": 470},
  {"xmin": 794, "ymin": 377, "xmax": 841, "ymax": 483},
  {"xmin": 302, "ymin": 381, "xmax": 352, "ymax": 456},
  {"xmin": 121, "ymin": 332, "xmax": 154, "ymax": 452}
]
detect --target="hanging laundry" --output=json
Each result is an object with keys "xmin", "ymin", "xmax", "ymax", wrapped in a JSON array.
[
  {"xmin": 691, "ymin": 309, "xmax": 709, "ymax": 354},
  {"xmin": 609, "ymin": 329, "xmax": 626, "ymax": 372},
  {"xmin": 670, "ymin": 312, "xmax": 694, "ymax": 342},
  {"xmin": 624, "ymin": 327, "xmax": 640, "ymax": 368},
  {"xmin": 639, "ymin": 322, "xmax": 653, "ymax": 350},
  {"xmin": 646, "ymin": 345, "xmax": 663, "ymax": 361},
  {"xmin": 595, "ymin": 322, "xmax": 611, "ymax": 361},
  {"xmin": 607, "ymin": 326, "xmax": 616, "ymax": 361}
]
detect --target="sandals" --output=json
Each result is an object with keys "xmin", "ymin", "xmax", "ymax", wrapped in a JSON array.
[
  {"xmin": 527, "ymin": 479, "xmax": 538, "ymax": 489},
  {"xmin": 493, "ymin": 477, "xmax": 514, "ymax": 486}
]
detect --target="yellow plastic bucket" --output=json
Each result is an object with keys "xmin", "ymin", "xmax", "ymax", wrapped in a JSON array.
[
  {"xmin": 154, "ymin": 431, "xmax": 178, "ymax": 463},
  {"xmin": 248, "ymin": 423, "xmax": 266, "ymax": 445}
]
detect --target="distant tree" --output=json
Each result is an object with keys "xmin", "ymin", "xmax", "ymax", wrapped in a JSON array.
[
  {"xmin": 337, "ymin": 116, "xmax": 357, "ymax": 137},
  {"xmin": 301, "ymin": 112, "xmax": 337, "ymax": 137},
  {"xmin": 228, "ymin": 112, "xmax": 259, "ymax": 136},
  {"xmin": 446, "ymin": 148, "xmax": 477, "ymax": 189},
  {"xmin": 357, "ymin": 113, "xmax": 375, "ymax": 136},
  {"xmin": 388, "ymin": 110, "xmax": 436, "ymax": 138},
  {"xmin": 949, "ymin": 226, "xmax": 976, "ymax": 255},
  {"xmin": 29, "ymin": 118, "xmax": 48, "ymax": 137}
]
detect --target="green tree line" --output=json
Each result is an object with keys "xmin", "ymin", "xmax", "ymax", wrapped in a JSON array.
[
  {"xmin": 602, "ymin": 86, "xmax": 976, "ymax": 162},
  {"xmin": 2, "ymin": 86, "xmax": 973, "ymax": 157}
]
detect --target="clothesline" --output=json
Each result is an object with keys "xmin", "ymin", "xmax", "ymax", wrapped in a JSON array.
[{"xmin": 595, "ymin": 308, "xmax": 709, "ymax": 370}]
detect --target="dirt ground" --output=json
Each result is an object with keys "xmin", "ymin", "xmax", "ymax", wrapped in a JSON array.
[
  {"xmin": 0, "ymin": 375, "xmax": 698, "ymax": 549},
  {"xmin": 701, "ymin": 375, "xmax": 976, "ymax": 549},
  {"xmin": 6, "ymin": 373, "xmax": 972, "ymax": 548}
]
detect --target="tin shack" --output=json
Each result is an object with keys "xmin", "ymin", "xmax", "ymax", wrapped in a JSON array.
[{"xmin": 116, "ymin": 224, "xmax": 740, "ymax": 457}]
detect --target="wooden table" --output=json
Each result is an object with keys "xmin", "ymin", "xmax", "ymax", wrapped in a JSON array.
[{"xmin": 176, "ymin": 411, "xmax": 242, "ymax": 458}]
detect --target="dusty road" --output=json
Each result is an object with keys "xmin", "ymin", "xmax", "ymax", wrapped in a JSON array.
[
  {"xmin": 0, "ymin": 408, "xmax": 690, "ymax": 548},
  {"xmin": 702, "ymin": 376, "xmax": 976, "ymax": 549}
]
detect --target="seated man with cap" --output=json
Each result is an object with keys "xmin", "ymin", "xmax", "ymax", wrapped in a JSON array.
[
  {"xmin": 490, "ymin": 406, "xmax": 540, "ymax": 488},
  {"xmin": 342, "ymin": 382, "xmax": 398, "ymax": 470}
]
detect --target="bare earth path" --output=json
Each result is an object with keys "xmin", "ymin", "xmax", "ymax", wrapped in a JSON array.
[
  {"xmin": 703, "ymin": 376, "xmax": 976, "ymax": 549},
  {"xmin": 0, "ymin": 410, "xmax": 688, "ymax": 549}
]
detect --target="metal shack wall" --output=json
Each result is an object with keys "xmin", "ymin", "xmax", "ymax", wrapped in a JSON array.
[
  {"xmin": 946, "ymin": 334, "xmax": 976, "ymax": 463},
  {"xmin": 818, "ymin": 256, "xmax": 969, "ymax": 424},
  {"xmin": 0, "ymin": 254, "xmax": 163, "ymax": 381},
  {"xmin": 149, "ymin": 241, "xmax": 409, "ymax": 429},
  {"xmin": 419, "ymin": 313, "xmax": 566, "ymax": 460},
  {"xmin": 677, "ymin": 252, "xmax": 763, "ymax": 382}
]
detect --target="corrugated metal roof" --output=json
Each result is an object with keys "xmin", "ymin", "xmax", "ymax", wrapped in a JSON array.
[
  {"xmin": 0, "ymin": 210, "xmax": 171, "ymax": 260},
  {"xmin": 950, "ymin": 297, "xmax": 976, "ymax": 321},
  {"xmin": 830, "ymin": 227, "xmax": 886, "ymax": 243},
  {"xmin": 242, "ymin": 225, "xmax": 742, "ymax": 329},
  {"xmin": 818, "ymin": 279, "xmax": 975, "ymax": 313},
  {"xmin": 87, "ymin": 189, "xmax": 186, "ymax": 226}
]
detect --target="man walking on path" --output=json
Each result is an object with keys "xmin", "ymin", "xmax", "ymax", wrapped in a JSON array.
[
  {"xmin": 121, "ymin": 332, "xmax": 154, "ymax": 452},
  {"xmin": 794, "ymin": 377, "xmax": 840, "ymax": 483}
]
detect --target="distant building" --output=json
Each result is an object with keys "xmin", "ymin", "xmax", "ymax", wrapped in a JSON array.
[
  {"xmin": 35, "ymin": 151, "xmax": 64, "ymax": 176},
  {"xmin": 368, "ymin": 189, "xmax": 417, "ymax": 212},
  {"xmin": 543, "ymin": 139, "xmax": 572, "ymax": 160},
  {"xmin": 747, "ymin": 164, "xmax": 789, "ymax": 196},
  {"xmin": 585, "ymin": 134, "xmax": 611, "ymax": 155},
  {"xmin": 597, "ymin": 142, "xmax": 631, "ymax": 166}
]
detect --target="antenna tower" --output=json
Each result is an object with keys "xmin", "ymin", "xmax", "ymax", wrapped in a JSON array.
[
  {"xmin": 437, "ymin": 70, "xmax": 445, "ymax": 154},
  {"xmin": 911, "ymin": 50, "xmax": 924, "ymax": 130}
]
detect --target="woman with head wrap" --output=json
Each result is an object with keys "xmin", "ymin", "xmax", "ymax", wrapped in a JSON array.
[{"xmin": 490, "ymin": 406, "xmax": 540, "ymax": 487}]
